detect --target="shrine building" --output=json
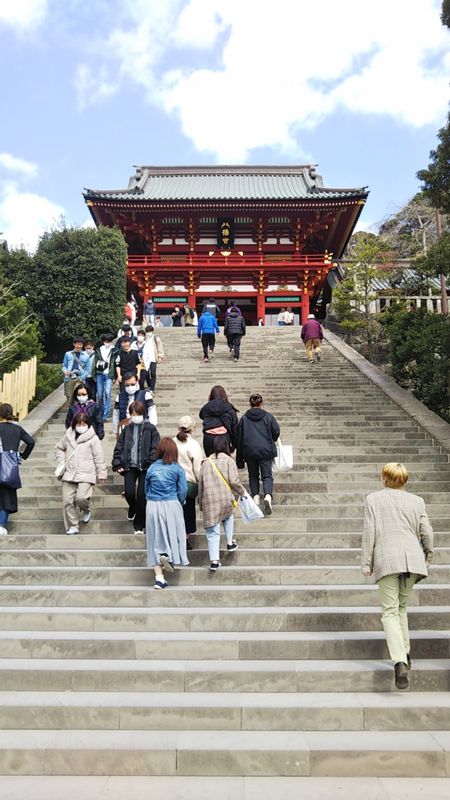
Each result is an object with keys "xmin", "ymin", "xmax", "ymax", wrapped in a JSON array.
[{"xmin": 84, "ymin": 165, "xmax": 368, "ymax": 325}]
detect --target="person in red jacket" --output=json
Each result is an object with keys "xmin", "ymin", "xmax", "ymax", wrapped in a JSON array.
[{"xmin": 301, "ymin": 314, "xmax": 324, "ymax": 363}]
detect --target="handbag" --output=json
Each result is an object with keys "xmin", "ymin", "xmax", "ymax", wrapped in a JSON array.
[
  {"xmin": 208, "ymin": 457, "xmax": 238, "ymax": 508},
  {"xmin": 186, "ymin": 481, "xmax": 198, "ymax": 499},
  {"xmin": 54, "ymin": 460, "xmax": 66, "ymax": 481},
  {"xmin": 238, "ymin": 493, "xmax": 264, "ymax": 524},
  {"xmin": 273, "ymin": 439, "xmax": 293, "ymax": 472},
  {"xmin": 0, "ymin": 437, "xmax": 21, "ymax": 490}
]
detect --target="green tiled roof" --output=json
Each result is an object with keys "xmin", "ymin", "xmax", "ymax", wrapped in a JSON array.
[{"xmin": 84, "ymin": 166, "xmax": 368, "ymax": 203}]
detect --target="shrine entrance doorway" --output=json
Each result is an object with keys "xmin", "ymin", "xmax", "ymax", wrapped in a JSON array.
[{"xmin": 195, "ymin": 293, "xmax": 258, "ymax": 325}]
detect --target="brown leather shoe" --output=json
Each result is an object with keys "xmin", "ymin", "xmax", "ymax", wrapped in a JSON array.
[{"xmin": 395, "ymin": 662, "xmax": 409, "ymax": 690}]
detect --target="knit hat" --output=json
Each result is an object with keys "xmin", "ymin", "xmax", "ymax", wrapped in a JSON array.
[{"xmin": 178, "ymin": 415, "xmax": 195, "ymax": 432}]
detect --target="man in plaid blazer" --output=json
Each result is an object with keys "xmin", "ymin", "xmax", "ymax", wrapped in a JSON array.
[{"xmin": 361, "ymin": 462, "xmax": 433, "ymax": 689}]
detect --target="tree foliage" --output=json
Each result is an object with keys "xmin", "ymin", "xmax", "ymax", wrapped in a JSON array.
[
  {"xmin": 333, "ymin": 232, "xmax": 390, "ymax": 359},
  {"xmin": 442, "ymin": 0, "xmax": 450, "ymax": 28},
  {"xmin": 0, "ymin": 279, "xmax": 43, "ymax": 375},
  {"xmin": 3, "ymin": 225, "xmax": 127, "ymax": 359},
  {"xmin": 383, "ymin": 308, "xmax": 450, "ymax": 423},
  {"xmin": 416, "ymin": 231, "xmax": 450, "ymax": 281},
  {"xmin": 417, "ymin": 112, "xmax": 450, "ymax": 214},
  {"xmin": 378, "ymin": 193, "xmax": 442, "ymax": 258}
]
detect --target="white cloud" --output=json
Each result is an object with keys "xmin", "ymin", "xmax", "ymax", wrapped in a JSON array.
[
  {"xmin": 75, "ymin": 0, "xmax": 450, "ymax": 160},
  {"xmin": 75, "ymin": 64, "xmax": 119, "ymax": 112},
  {"xmin": 0, "ymin": 181, "xmax": 64, "ymax": 252},
  {"xmin": 354, "ymin": 219, "xmax": 378, "ymax": 234},
  {"xmin": 0, "ymin": 0, "xmax": 48, "ymax": 30},
  {"xmin": 0, "ymin": 152, "xmax": 38, "ymax": 178}
]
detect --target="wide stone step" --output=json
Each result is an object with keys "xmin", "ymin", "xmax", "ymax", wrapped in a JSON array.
[
  {"xmin": 0, "ymin": 565, "xmax": 447, "ymax": 587},
  {"xmin": 16, "ymin": 488, "xmax": 450, "ymax": 505},
  {"xmin": 0, "ymin": 584, "xmax": 447, "ymax": 607},
  {"xmin": 3, "ymin": 776, "xmax": 450, "ymax": 800},
  {"xmin": 0, "ymin": 658, "xmax": 449, "ymax": 693},
  {"xmin": 11, "ymin": 500, "xmax": 450, "ymax": 519},
  {"xmin": 7, "ymin": 513, "xmax": 450, "ymax": 532},
  {"xmin": 0, "ymin": 690, "xmax": 449, "ymax": 732},
  {"xmin": 0, "ymin": 604, "xmax": 448, "ymax": 632},
  {"xmin": 0, "ymin": 630, "xmax": 447, "ymax": 661},
  {"xmin": 3, "ymin": 546, "xmax": 450, "ymax": 568},
  {"xmin": 4, "ymin": 531, "xmax": 450, "ymax": 550},
  {"xmin": 0, "ymin": 727, "xmax": 449, "ymax": 776}
]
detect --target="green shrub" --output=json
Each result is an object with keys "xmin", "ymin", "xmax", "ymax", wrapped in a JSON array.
[
  {"xmin": 28, "ymin": 364, "xmax": 62, "ymax": 411},
  {"xmin": 383, "ymin": 308, "xmax": 450, "ymax": 422}
]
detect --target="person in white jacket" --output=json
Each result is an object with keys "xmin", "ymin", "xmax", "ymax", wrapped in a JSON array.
[
  {"xmin": 173, "ymin": 415, "xmax": 203, "ymax": 548},
  {"xmin": 55, "ymin": 412, "xmax": 107, "ymax": 535},
  {"xmin": 140, "ymin": 325, "xmax": 165, "ymax": 391}
]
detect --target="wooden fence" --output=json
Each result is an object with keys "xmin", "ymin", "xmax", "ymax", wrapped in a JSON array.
[{"xmin": 0, "ymin": 356, "xmax": 38, "ymax": 421}]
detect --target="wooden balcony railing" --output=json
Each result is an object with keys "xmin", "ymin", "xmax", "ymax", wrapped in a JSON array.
[{"xmin": 128, "ymin": 253, "xmax": 333, "ymax": 270}]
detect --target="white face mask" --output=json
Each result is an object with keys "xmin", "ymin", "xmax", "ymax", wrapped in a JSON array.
[
  {"xmin": 103, "ymin": 342, "xmax": 113, "ymax": 349},
  {"xmin": 77, "ymin": 395, "xmax": 88, "ymax": 404},
  {"xmin": 85, "ymin": 348, "xmax": 94, "ymax": 355},
  {"xmin": 125, "ymin": 384, "xmax": 138, "ymax": 395},
  {"xmin": 131, "ymin": 415, "xmax": 144, "ymax": 424},
  {"xmin": 137, "ymin": 336, "xmax": 145, "ymax": 343},
  {"xmin": 75, "ymin": 425, "xmax": 89, "ymax": 434}
]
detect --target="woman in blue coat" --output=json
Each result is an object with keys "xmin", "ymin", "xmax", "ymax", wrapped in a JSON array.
[{"xmin": 145, "ymin": 437, "xmax": 188, "ymax": 589}]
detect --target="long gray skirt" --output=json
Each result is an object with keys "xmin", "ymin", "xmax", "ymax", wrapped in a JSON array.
[{"xmin": 146, "ymin": 499, "xmax": 189, "ymax": 567}]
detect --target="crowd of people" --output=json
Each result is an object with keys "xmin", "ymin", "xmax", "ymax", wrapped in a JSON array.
[
  {"xmin": 0, "ymin": 298, "xmax": 435, "ymax": 689},
  {"xmin": 55, "ymin": 303, "xmax": 285, "ymax": 586}
]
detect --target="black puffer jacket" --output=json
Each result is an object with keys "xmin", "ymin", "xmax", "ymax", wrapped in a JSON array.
[
  {"xmin": 112, "ymin": 421, "xmax": 160, "ymax": 472},
  {"xmin": 236, "ymin": 408, "xmax": 280, "ymax": 466},
  {"xmin": 199, "ymin": 398, "xmax": 238, "ymax": 446},
  {"xmin": 65, "ymin": 400, "xmax": 104, "ymax": 440},
  {"xmin": 224, "ymin": 311, "xmax": 246, "ymax": 337}
]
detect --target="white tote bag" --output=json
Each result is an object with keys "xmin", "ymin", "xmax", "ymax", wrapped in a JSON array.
[
  {"xmin": 238, "ymin": 493, "xmax": 265, "ymax": 524},
  {"xmin": 273, "ymin": 440, "xmax": 293, "ymax": 472}
]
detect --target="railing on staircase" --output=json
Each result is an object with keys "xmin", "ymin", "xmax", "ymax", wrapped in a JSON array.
[{"xmin": 0, "ymin": 356, "xmax": 37, "ymax": 420}]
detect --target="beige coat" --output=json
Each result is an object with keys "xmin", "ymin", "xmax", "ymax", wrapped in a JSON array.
[
  {"xmin": 55, "ymin": 427, "xmax": 107, "ymax": 484},
  {"xmin": 198, "ymin": 453, "xmax": 246, "ymax": 528},
  {"xmin": 173, "ymin": 435, "xmax": 203, "ymax": 484},
  {"xmin": 361, "ymin": 487, "xmax": 433, "ymax": 582}
]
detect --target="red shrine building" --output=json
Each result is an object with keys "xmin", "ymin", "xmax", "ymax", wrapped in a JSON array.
[{"xmin": 84, "ymin": 165, "xmax": 368, "ymax": 324}]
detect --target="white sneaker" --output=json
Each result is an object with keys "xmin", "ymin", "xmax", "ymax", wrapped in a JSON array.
[
  {"xmin": 0, "ymin": 526, "xmax": 7, "ymax": 536},
  {"xmin": 66, "ymin": 526, "xmax": 79, "ymax": 535},
  {"xmin": 81, "ymin": 511, "xmax": 91, "ymax": 524},
  {"xmin": 263, "ymin": 494, "xmax": 272, "ymax": 515},
  {"xmin": 134, "ymin": 529, "xmax": 144, "ymax": 535},
  {"xmin": 253, "ymin": 495, "xmax": 260, "ymax": 506}
]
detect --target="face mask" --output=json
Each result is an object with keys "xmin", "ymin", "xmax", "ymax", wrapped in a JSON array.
[
  {"xmin": 76, "ymin": 425, "xmax": 89, "ymax": 434},
  {"xmin": 125, "ymin": 384, "xmax": 137, "ymax": 395},
  {"xmin": 85, "ymin": 348, "xmax": 94, "ymax": 355},
  {"xmin": 137, "ymin": 336, "xmax": 145, "ymax": 343},
  {"xmin": 131, "ymin": 415, "xmax": 144, "ymax": 424},
  {"xmin": 103, "ymin": 342, "xmax": 113, "ymax": 349},
  {"xmin": 77, "ymin": 395, "xmax": 88, "ymax": 404}
]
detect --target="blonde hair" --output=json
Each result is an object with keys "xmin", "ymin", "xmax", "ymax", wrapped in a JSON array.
[{"xmin": 381, "ymin": 462, "xmax": 408, "ymax": 488}]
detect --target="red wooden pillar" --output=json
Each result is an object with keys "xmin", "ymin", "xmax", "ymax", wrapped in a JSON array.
[
  {"xmin": 188, "ymin": 270, "xmax": 196, "ymax": 311},
  {"xmin": 301, "ymin": 293, "xmax": 310, "ymax": 325},
  {"xmin": 257, "ymin": 292, "xmax": 265, "ymax": 324}
]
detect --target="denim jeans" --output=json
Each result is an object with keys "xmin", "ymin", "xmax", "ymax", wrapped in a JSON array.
[
  {"xmin": 0, "ymin": 509, "xmax": 9, "ymax": 528},
  {"xmin": 204, "ymin": 513, "xmax": 234, "ymax": 561},
  {"xmin": 96, "ymin": 374, "xmax": 113, "ymax": 421}
]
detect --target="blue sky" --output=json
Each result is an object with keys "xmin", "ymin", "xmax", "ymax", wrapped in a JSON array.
[{"xmin": 0, "ymin": 0, "xmax": 449, "ymax": 250}]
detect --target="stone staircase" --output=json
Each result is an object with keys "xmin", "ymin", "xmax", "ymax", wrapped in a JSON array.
[{"xmin": 0, "ymin": 327, "xmax": 449, "ymax": 779}]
